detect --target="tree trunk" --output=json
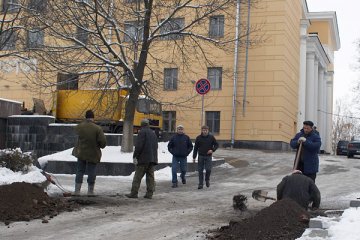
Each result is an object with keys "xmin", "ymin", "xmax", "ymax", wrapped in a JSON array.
[{"xmin": 121, "ymin": 86, "xmax": 141, "ymax": 152}]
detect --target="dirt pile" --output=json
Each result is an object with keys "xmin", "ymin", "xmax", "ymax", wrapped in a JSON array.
[
  {"xmin": 0, "ymin": 182, "xmax": 78, "ymax": 225},
  {"xmin": 208, "ymin": 198, "xmax": 310, "ymax": 240}
]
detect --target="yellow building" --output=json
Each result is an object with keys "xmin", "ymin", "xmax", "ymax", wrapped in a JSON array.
[{"xmin": 0, "ymin": 0, "xmax": 340, "ymax": 152}]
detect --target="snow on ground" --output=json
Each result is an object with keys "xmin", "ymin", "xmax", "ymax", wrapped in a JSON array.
[{"xmin": 1, "ymin": 144, "xmax": 360, "ymax": 239}]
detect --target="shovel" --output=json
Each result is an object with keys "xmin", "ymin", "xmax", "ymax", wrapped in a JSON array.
[
  {"xmin": 293, "ymin": 141, "xmax": 303, "ymax": 170},
  {"xmin": 41, "ymin": 171, "xmax": 72, "ymax": 197},
  {"xmin": 252, "ymin": 190, "xmax": 276, "ymax": 202}
]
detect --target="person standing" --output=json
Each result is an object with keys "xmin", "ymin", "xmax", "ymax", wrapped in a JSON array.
[
  {"xmin": 192, "ymin": 125, "xmax": 218, "ymax": 189},
  {"xmin": 126, "ymin": 119, "xmax": 158, "ymax": 199},
  {"xmin": 277, "ymin": 170, "xmax": 321, "ymax": 210},
  {"xmin": 290, "ymin": 120, "xmax": 321, "ymax": 182},
  {"xmin": 73, "ymin": 110, "xmax": 107, "ymax": 195},
  {"xmin": 167, "ymin": 125, "xmax": 193, "ymax": 188}
]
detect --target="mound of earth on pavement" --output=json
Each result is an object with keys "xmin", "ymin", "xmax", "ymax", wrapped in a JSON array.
[
  {"xmin": 0, "ymin": 182, "xmax": 78, "ymax": 225},
  {"xmin": 207, "ymin": 198, "xmax": 310, "ymax": 240}
]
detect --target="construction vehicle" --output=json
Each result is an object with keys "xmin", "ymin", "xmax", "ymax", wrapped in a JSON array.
[{"xmin": 52, "ymin": 89, "xmax": 163, "ymax": 136}]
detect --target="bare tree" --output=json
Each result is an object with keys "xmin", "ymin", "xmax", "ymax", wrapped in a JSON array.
[
  {"xmin": 332, "ymin": 99, "xmax": 360, "ymax": 153},
  {"xmin": 19, "ymin": 0, "xmax": 262, "ymax": 152}
]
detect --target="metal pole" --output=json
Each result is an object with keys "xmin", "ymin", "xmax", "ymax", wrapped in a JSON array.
[
  {"xmin": 201, "ymin": 94, "xmax": 204, "ymax": 127},
  {"xmin": 231, "ymin": 0, "xmax": 241, "ymax": 148},
  {"xmin": 242, "ymin": 0, "xmax": 251, "ymax": 117}
]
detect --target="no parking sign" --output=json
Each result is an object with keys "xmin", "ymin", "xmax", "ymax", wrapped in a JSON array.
[{"xmin": 195, "ymin": 78, "xmax": 211, "ymax": 95}]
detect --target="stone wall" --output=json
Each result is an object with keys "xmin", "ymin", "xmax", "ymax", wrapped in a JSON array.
[{"xmin": 6, "ymin": 116, "xmax": 124, "ymax": 157}]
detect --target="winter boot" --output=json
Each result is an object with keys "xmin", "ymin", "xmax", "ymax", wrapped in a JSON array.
[
  {"xmin": 74, "ymin": 183, "xmax": 82, "ymax": 196},
  {"xmin": 125, "ymin": 192, "xmax": 138, "ymax": 198},
  {"xmin": 87, "ymin": 184, "xmax": 95, "ymax": 195}
]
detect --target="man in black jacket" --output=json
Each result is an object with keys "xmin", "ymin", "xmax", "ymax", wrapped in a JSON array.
[
  {"xmin": 126, "ymin": 119, "xmax": 158, "ymax": 199},
  {"xmin": 277, "ymin": 170, "xmax": 321, "ymax": 210},
  {"xmin": 192, "ymin": 125, "xmax": 218, "ymax": 189},
  {"xmin": 168, "ymin": 125, "xmax": 193, "ymax": 188}
]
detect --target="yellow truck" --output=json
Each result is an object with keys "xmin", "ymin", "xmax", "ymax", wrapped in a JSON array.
[{"xmin": 53, "ymin": 89, "xmax": 163, "ymax": 135}]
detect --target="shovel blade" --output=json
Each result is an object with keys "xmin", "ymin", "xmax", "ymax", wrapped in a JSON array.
[{"xmin": 252, "ymin": 190, "xmax": 270, "ymax": 202}]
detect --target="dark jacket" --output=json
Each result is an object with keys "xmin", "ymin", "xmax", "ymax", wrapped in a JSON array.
[
  {"xmin": 192, "ymin": 134, "xmax": 218, "ymax": 159},
  {"xmin": 168, "ymin": 133, "xmax": 193, "ymax": 158},
  {"xmin": 133, "ymin": 126, "xmax": 158, "ymax": 165},
  {"xmin": 74, "ymin": 119, "xmax": 107, "ymax": 163},
  {"xmin": 277, "ymin": 173, "xmax": 321, "ymax": 209},
  {"xmin": 290, "ymin": 129, "xmax": 321, "ymax": 174}
]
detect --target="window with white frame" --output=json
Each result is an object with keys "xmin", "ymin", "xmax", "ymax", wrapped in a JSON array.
[
  {"xmin": 26, "ymin": 29, "xmax": 44, "ymax": 49},
  {"xmin": 164, "ymin": 68, "xmax": 178, "ymax": 90},
  {"xmin": 163, "ymin": 111, "xmax": 176, "ymax": 132},
  {"xmin": 205, "ymin": 111, "xmax": 220, "ymax": 134},
  {"xmin": 209, "ymin": 15, "xmax": 224, "ymax": 37},
  {"xmin": 207, "ymin": 67, "xmax": 222, "ymax": 90},
  {"xmin": 124, "ymin": 21, "xmax": 143, "ymax": 42},
  {"xmin": 160, "ymin": 18, "xmax": 184, "ymax": 40}
]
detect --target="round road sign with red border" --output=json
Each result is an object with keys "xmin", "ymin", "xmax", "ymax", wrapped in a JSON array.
[{"xmin": 195, "ymin": 78, "xmax": 211, "ymax": 95}]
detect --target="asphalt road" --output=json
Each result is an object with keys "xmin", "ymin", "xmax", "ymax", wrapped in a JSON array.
[{"xmin": 1, "ymin": 148, "xmax": 358, "ymax": 240}]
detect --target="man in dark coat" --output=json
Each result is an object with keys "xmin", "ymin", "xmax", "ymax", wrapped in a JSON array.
[
  {"xmin": 290, "ymin": 120, "xmax": 321, "ymax": 182},
  {"xmin": 277, "ymin": 170, "xmax": 321, "ymax": 210},
  {"xmin": 126, "ymin": 119, "xmax": 158, "ymax": 199},
  {"xmin": 192, "ymin": 125, "xmax": 218, "ymax": 189},
  {"xmin": 73, "ymin": 109, "xmax": 107, "ymax": 195},
  {"xmin": 168, "ymin": 125, "xmax": 193, "ymax": 188}
]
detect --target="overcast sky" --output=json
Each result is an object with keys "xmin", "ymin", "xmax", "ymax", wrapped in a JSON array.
[{"xmin": 307, "ymin": 0, "xmax": 360, "ymax": 104}]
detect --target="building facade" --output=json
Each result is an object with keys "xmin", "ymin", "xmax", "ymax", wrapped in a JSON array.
[{"xmin": 0, "ymin": 0, "xmax": 340, "ymax": 152}]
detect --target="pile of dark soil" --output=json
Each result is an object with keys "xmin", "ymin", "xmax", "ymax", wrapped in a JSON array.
[
  {"xmin": 0, "ymin": 182, "xmax": 78, "ymax": 225},
  {"xmin": 208, "ymin": 198, "xmax": 310, "ymax": 240}
]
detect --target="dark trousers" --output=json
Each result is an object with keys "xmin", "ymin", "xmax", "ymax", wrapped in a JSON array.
[
  {"xmin": 130, "ymin": 163, "xmax": 155, "ymax": 196},
  {"xmin": 297, "ymin": 161, "xmax": 317, "ymax": 183},
  {"xmin": 75, "ymin": 159, "xmax": 97, "ymax": 184},
  {"xmin": 197, "ymin": 155, "xmax": 212, "ymax": 185}
]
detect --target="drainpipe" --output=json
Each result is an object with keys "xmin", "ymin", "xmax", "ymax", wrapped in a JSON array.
[
  {"xmin": 242, "ymin": 0, "xmax": 251, "ymax": 117},
  {"xmin": 231, "ymin": 0, "xmax": 241, "ymax": 148}
]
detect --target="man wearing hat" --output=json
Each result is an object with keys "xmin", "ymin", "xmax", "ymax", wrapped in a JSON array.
[
  {"xmin": 290, "ymin": 120, "xmax": 321, "ymax": 182},
  {"xmin": 167, "ymin": 125, "xmax": 193, "ymax": 188},
  {"xmin": 126, "ymin": 118, "xmax": 158, "ymax": 199},
  {"xmin": 73, "ymin": 109, "xmax": 107, "ymax": 195}
]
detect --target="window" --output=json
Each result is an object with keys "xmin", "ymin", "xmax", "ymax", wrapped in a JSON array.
[
  {"xmin": 28, "ymin": 0, "xmax": 47, "ymax": 12},
  {"xmin": 124, "ymin": 21, "xmax": 143, "ymax": 42},
  {"xmin": 76, "ymin": 26, "xmax": 89, "ymax": 45},
  {"xmin": 206, "ymin": 111, "xmax": 220, "ymax": 134},
  {"xmin": 207, "ymin": 67, "xmax": 222, "ymax": 90},
  {"xmin": 124, "ymin": 0, "xmax": 141, "ymax": 3},
  {"xmin": 163, "ymin": 111, "xmax": 176, "ymax": 132},
  {"xmin": 160, "ymin": 18, "xmax": 184, "ymax": 40},
  {"xmin": 57, "ymin": 73, "xmax": 79, "ymax": 90},
  {"xmin": 2, "ymin": 0, "xmax": 19, "ymax": 13},
  {"xmin": 209, "ymin": 15, "xmax": 224, "ymax": 37},
  {"xmin": 164, "ymin": 68, "xmax": 178, "ymax": 90},
  {"xmin": 0, "ymin": 30, "xmax": 16, "ymax": 50},
  {"xmin": 26, "ymin": 29, "xmax": 44, "ymax": 49}
]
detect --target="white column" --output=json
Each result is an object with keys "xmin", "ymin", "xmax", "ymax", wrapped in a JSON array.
[
  {"xmin": 325, "ymin": 72, "xmax": 334, "ymax": 153},
  {"xmin": 297, "ymin": 20, "xmax": 310, "ymax": 128},
  {"xmin": 313, "ymin": 59, "xmax": 319, "ymax": 125},
  {"xmin": 305, "ymin": 53, "xmax": 315, "ymax": 121},
  {"xmin": 317, "ymin": 68, "xmax": 325, "ymax": 151}
]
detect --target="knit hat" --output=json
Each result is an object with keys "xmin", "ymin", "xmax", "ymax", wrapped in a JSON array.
[
  {"xmin": 141, "ymin": 118, "xmax": 149, "ymax": 126},
  {"xmin": 85, "ymin": 110, "xmax": 94, "ymax": 119}
]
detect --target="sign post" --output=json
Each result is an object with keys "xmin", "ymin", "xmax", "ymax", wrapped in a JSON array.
[{"xmin": 195, "ymin": 78, "xmax": 211, "ymax": 127}]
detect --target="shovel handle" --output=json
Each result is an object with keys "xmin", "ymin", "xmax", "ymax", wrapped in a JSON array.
[{"xmin": 293, "ymin": 141, "xmax": 302, "ymax": 170}]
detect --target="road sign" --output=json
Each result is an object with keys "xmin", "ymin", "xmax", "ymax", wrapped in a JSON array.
[{"xmin": 195, "ymin": 78, "xmax": 211, "ymax": 95}]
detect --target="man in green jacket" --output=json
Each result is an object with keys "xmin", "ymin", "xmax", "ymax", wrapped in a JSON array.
[
  {"xmin": 126, "ymin": 119, "xmax": 158, "ymax": 199},
  {"xmin": 73, "ymin": 110, "xmax": 106, "ymax": 195}
]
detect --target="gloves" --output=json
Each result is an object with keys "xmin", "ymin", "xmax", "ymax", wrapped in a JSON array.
[
  {"xmin": 133, "ymin": 158, "xmax": 138, "ymax": 165},
  {"xmin": 298, "ymin": 137, "xmax": 306, "ymax": 143}
]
